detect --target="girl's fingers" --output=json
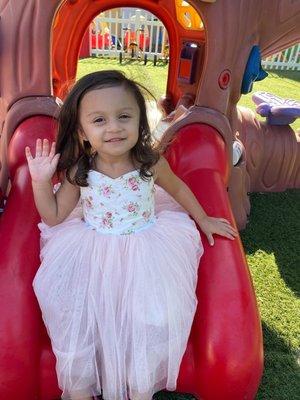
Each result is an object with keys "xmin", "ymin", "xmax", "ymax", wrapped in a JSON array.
[
  {"xmin": 32, "ymin": 138, "xmax": 55, "ymax": 158},
  {"xmin": 218, "ymin": 218, "xmax": 238, "ymax": 231},
  {"xmin": 206, "ymin": 233, "xmax": 214, "ymax": 246},
  {"xmin": 224, "ymin": 233, "xmax": 235, "ymax": 240},
  {"xmin": 218, "ymin": 219, "xmax": 238, "ymax": 234},
  {"xmin": 220, "ymin": 225, "xmax": 238, "ymax": 237},
  {"xmin": 51, "ymin": 153, "xmax": 60, "ymax": 169},
  {"xmin": 42, "ymin": 139, "xmax": 49, "ymax": 157},
  {"xmin": 204, "ymin": 219, "xmax": 239, "ymax": 244},
  {"xmin": 210, "ymin": 225, "xmax": 237, "ymax": 240},
  {"xmin": 25, "ymin": 146, "xmax": 33, "ymax": 161},
  {"xmin": 35, "ymin": 138, "xmax": 42, "ymax": 157},
  {"xmin": 49, "ymin": 142, "xmax": 56, "ymax": 158},
  {"xmin": 224, "ymin": 225, "xmax": 238, "ymax": 235},
  {"xmin": 218, "ymin": 218, "xmax": 231, "ymax": 224},
  {"xmin": 214, "ymin": 227, "xmax": 235, "ymax": 239}
]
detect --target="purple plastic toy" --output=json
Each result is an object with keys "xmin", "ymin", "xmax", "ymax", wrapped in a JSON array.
[{"xmin": 252, "ymin": 91, "xmax": 300, "ymax": 125}]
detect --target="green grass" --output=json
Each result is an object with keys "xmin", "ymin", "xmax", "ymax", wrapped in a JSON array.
[
  {"xmin": 240, "ymin": 190, "xmax": 300, "ymax": 400},
  {"xmin": 77, "ymin": 58, "xmax": 300, "ymax": 400},
  {"xmin": 77, "ymin": 57, "xmax": 300, "ymax": 131},
  {"xmin": 77, "ymin": 57, "xmax": 168, "ymax": 101}
]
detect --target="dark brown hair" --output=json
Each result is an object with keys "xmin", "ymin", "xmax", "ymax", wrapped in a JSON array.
[{"xmin": 56, "ymin": 70, "xmax": 160, "ymax": 186}]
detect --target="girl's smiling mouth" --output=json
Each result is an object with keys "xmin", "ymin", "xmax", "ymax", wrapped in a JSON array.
[{"xmin": 105, "ymin": 138, "xmax": 126, "ymax": 142}]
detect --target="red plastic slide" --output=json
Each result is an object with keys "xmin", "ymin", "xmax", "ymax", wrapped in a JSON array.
[{"xmin": 0, "ymin": 116, "xmax": 263, "ymax": 400}]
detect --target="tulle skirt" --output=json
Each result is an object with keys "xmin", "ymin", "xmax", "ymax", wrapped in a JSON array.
[{"xmin": 33, "ymin": 187, "xmax": 203, "ymax": 400}]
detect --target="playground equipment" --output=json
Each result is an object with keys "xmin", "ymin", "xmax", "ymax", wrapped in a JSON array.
[
  {"xmin": 84, "ymin": 9, "xmax": 169, "ymax": 65},
  {"xmin": 90, "ymin": 17, "xmax": 114, "ymax": 49},
  {"xmin": 120, "ymin": 27, "xmax": 149, "ymax": 64},
  {"xmin": 252, "ymin": 91, "xmax": 300, "ymax": 125},
  {"xmin": 120, "ymin": 11, "xmax": 150, "ymax": 64},
  {"xmin": 0, "ymin": 1, "xmax": 299, "ymax": 399},
  {"xmin": 91, "ymin": 27, "xmax": 113, "ymax": 49},
  {"xmin": 175, "ymin": 0, "xmax": 204, "ymax": 30},
  {"xmin": 119, "ymin": 24, "xmax": 168, "ymax": 65}
]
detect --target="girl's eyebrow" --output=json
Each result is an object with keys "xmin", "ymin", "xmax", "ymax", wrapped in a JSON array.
[{"xmin": 87, "ymin": 107, "xmax": 135, "ymax": 117}]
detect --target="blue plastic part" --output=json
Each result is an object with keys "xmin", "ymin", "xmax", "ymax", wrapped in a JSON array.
[{"xmin": 241, "ymin": 45, "xmax": 268, "ymax": 94}]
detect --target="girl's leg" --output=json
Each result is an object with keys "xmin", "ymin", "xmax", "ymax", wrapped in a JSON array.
[
  {"xmin": 129, "ymin": 389, "xmax": 153, "ymax": 400},
  {"xmin": 69, "ymin": 391, "xmax": 93, "ymax": 400}
]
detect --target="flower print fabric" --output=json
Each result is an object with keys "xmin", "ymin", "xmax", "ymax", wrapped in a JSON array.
[{"xmin": 80, "ymin": 170, "xmax": 155, "ymax": 235}]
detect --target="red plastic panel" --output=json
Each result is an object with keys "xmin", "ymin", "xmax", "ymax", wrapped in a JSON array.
[
  {"xmin": 0, "ymin": 116, "xmax": 61, "ymax": 400},
  {"xmin": 0, "ymin": 120, "xmax": 262, "ymax": 400},
  {"xmin": 166, "ymin": 124, "xmax": 263, "ymax": 399}
]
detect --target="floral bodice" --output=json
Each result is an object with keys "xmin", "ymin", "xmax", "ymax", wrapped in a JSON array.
[{"xmin": 80, "ymin": 170, "xmax": 156, "ymax": 235}]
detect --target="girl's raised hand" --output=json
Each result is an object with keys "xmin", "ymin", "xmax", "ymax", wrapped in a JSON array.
[
  {"xmin": 25, "ymin": 139, "xmax": 60, "ymax": 183},
  {"xmin": 198, "ymin": 216, "xmax": 238, "ymax": 246}
]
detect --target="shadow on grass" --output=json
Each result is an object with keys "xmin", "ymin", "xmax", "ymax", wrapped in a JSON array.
[
  {"xmin": 267, "ymin": 70, "xmax": 300, "ymax": 83},
  {"xmin": 154, "ymin": 321, "xmax": 300, "ymax": 400},
  {"xmin": 153, "ymin": 391, "xmax": 196, "ymax": 399},
  {"xmin": 256, "ymin": 322, "xmax": 300, "ymax": 400},
  {"xmin": 240, "ymin": 190, "xmax": 300, "ymax": 297},
  {"xmin": 81, "ymin": 56, "xmax": 168, "ymax": 69},
  {"xmin": 93, "ymin": 389, "xmax": 196, "ymax": 399}
]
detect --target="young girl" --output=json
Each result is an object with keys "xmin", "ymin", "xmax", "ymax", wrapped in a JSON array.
[{"xmin": 25, "ymin": 70, "xmax": 237, "ymax": 400}]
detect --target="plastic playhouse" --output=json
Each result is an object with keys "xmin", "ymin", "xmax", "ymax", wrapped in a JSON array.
[{"xmin": 0, "ymin": 1, "xmax": 299, "ymax": 399}]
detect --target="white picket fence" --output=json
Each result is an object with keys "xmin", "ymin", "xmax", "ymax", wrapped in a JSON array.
[
  {"xmin": 89, "ymin": 9, "xmax": 300, "ymax": 71},
  {"xmin": 262, "ymin": 44, "xmax": 300, "ymax": 71},
  {"xmin": 90, "ymin": 9, "xmax": 168, "ymax": 62}
]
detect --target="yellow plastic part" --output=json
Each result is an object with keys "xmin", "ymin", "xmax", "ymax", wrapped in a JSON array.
[{"xmin": 175, "ymin": 0, "xmax": 204, "ymax": 30}]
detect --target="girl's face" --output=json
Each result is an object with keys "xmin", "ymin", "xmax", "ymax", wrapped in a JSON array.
[{"xmin": 78, "ymin": 85, "xmax": 140, "ymax": 161}]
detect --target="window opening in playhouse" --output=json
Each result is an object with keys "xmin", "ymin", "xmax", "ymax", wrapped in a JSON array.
[
  {"xmin": 175, "ymin": 0, "xmax": 204, "ymax": 31},
  {"xmin": 81, "ymin": 8, "xmax": 170, "ymax": 66},
  {"xmin": 78, "ymin": 8, "xmax": 170, "ymax": 133}
]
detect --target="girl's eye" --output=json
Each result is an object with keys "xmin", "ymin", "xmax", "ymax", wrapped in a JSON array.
[
  {"xmin": 119, "ymin": 114, "xmax": 130, "ymax": 119},
  {"xmin": 94, "ymin": 117, "xmax": 104, "ymax": 123}
]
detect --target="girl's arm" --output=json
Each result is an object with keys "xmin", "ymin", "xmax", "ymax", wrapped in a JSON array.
[
  {"xmin": 154, "ymin": 156, "xmax": 238, "ymax": 245},
  {"xmin": 25, "ymin": 139, "xmax": 80, "ymax": 226}
]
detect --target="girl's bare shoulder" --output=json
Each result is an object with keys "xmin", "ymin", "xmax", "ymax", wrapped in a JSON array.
[{"xmin": 151, "ymin": 156, "xmax": 171, "ymax": 181}]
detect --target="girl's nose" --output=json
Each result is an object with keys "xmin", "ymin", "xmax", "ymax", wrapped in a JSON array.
[{"xmin": 106, "ymin": 119, "xmax": 121, "ymax": 132}]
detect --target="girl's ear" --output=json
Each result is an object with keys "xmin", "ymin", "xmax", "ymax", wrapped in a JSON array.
[{"xmin": 78, "ymin": 126, "xmax": 87, "ymax": 141}]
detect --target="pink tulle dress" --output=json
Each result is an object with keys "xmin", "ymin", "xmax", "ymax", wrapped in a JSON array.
[{"xmin": 33, "ymin": 169, "xmax": 203, "ymax": 400}]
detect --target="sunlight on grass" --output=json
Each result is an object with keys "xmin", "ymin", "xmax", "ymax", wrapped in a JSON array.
[
  {"xmin": 78, "ymin": 58, "xmax": 300, "ymax": 131},
  {"xmin": 241, "ymin": 190, "xmax": 300, "ymax": 399},
  {"xmin": 77, "ymin": 57, "xmax": 168, "ymax": 99}
]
